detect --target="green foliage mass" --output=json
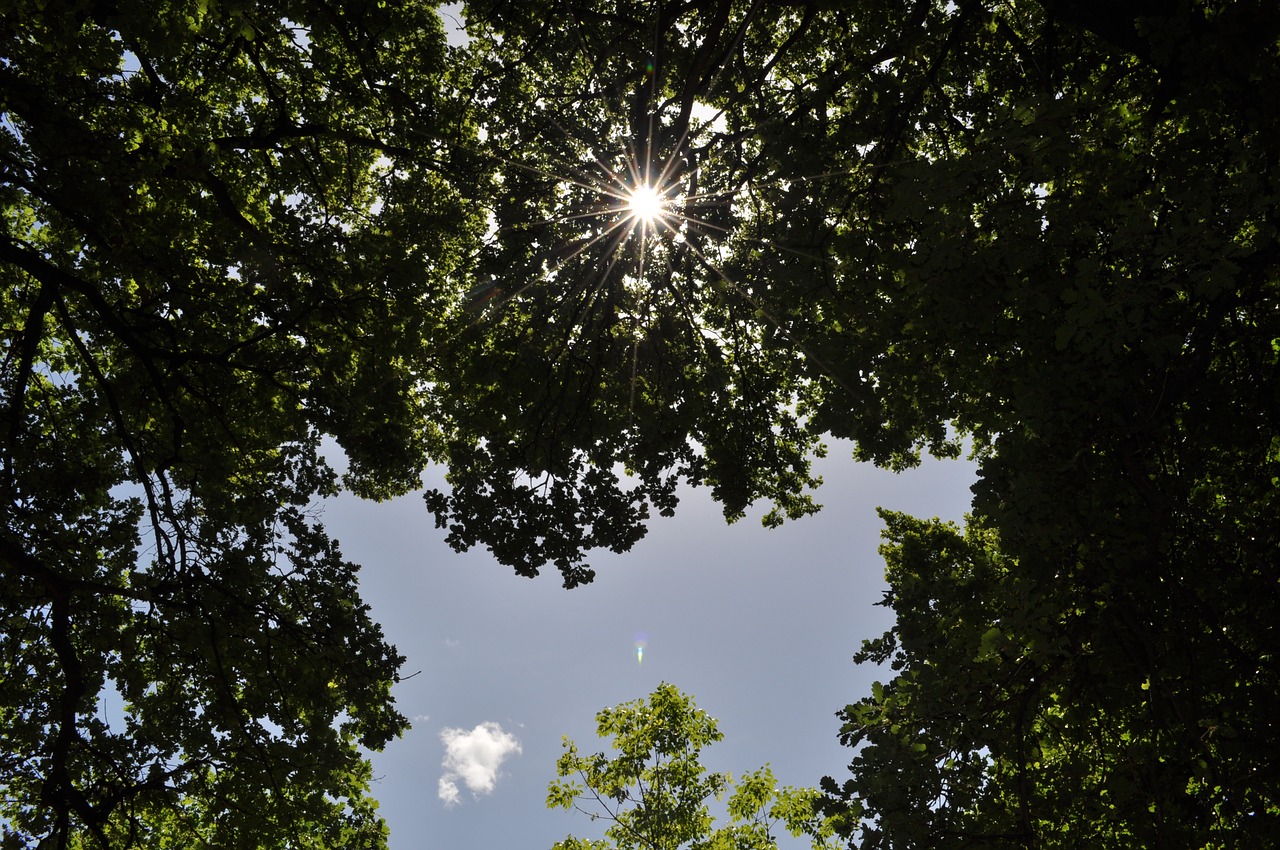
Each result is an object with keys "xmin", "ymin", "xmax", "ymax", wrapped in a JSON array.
[
  {"xmin": 1, "ymin": 0, "xmax": 479, "ymax": 845},
  {"xmin": 445, "ymin": 0, "xmax": 1280, "ymax": 844},
  {"xmin": 548, "ymin": 683, "xmax": 837, "ymax": 850}
]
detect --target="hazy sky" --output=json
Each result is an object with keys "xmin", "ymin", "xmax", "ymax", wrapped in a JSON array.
[{"xmin": 323, "ymin": 445, "xmax": 976, "ymax": 848}]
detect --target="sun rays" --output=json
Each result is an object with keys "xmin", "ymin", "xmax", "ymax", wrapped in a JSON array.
[
  {"xmin": 468, "ymin": 128, "xmax": 743, "ymax": 293},
  {"xmin": 446, "ymin": 2, "xmax": 871, "ymax": 421},
  {"xmin": 456, "ymin": 104, "xmax": 862, "ymax": 392},
  {"xmin": 625, "ymin": 184, "xmax": 667, "ymax": 226},
  {"xmin": 462, "ymin": 100, "xmax": 856, "ymax": 318}
]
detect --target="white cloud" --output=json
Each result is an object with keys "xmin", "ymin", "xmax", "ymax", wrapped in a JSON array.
[{"xmin": 437, "ymin": 721, "xmax": 522, "ymax": 807}]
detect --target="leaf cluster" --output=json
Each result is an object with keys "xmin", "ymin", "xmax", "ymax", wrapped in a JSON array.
[{"xmin": 547, "ymin": 684, "xmax": 838, "ymax": 850}]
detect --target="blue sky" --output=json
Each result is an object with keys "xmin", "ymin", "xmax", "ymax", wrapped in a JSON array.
[{"xmin": 322, "ymin": 445, "xmax": 976, "ymax": 848}]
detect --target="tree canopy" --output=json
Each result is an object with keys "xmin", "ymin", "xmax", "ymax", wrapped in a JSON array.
[
  {"xmin": 4, "ymin": 0, "xmax": 1279, "ymax": 846},
  {"xmin": 547, "ymin": 683, "xmax": 837, "ymax": 850},
  {"xmin": 1, "ymin": 0, "xmax": 478, "ymax": 844},
  {"xmin": 444, "ymin": 0, "xmax": 1280, "ymax": 843},
  {"xmin": 433, "ymin": 0, "xmax": 1280, "ymax": 574}
]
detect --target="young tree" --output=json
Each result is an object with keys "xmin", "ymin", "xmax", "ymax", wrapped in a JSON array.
[{"xmin": 547, "ymin": 683, "xmax": 838, "ymax": 850}]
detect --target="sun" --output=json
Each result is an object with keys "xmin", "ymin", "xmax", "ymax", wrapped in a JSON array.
[{"xmin": 625, "ymin": 183, "xmax": 666, "ymax": 225}]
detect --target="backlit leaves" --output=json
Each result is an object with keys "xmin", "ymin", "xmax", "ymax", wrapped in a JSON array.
[{"xmin": 549, "ymin": 684, "xmax": 837, "ymax": 850}]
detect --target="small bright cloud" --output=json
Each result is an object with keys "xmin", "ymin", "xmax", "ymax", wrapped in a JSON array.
[{"xmin": 438, "ymin": 722, "xmax": 522, "ymax": 807}]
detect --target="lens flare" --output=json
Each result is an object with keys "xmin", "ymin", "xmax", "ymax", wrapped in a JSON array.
[{"xmin": 634, "ymin": 632, "xmax": 649, "ymax": 665}]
